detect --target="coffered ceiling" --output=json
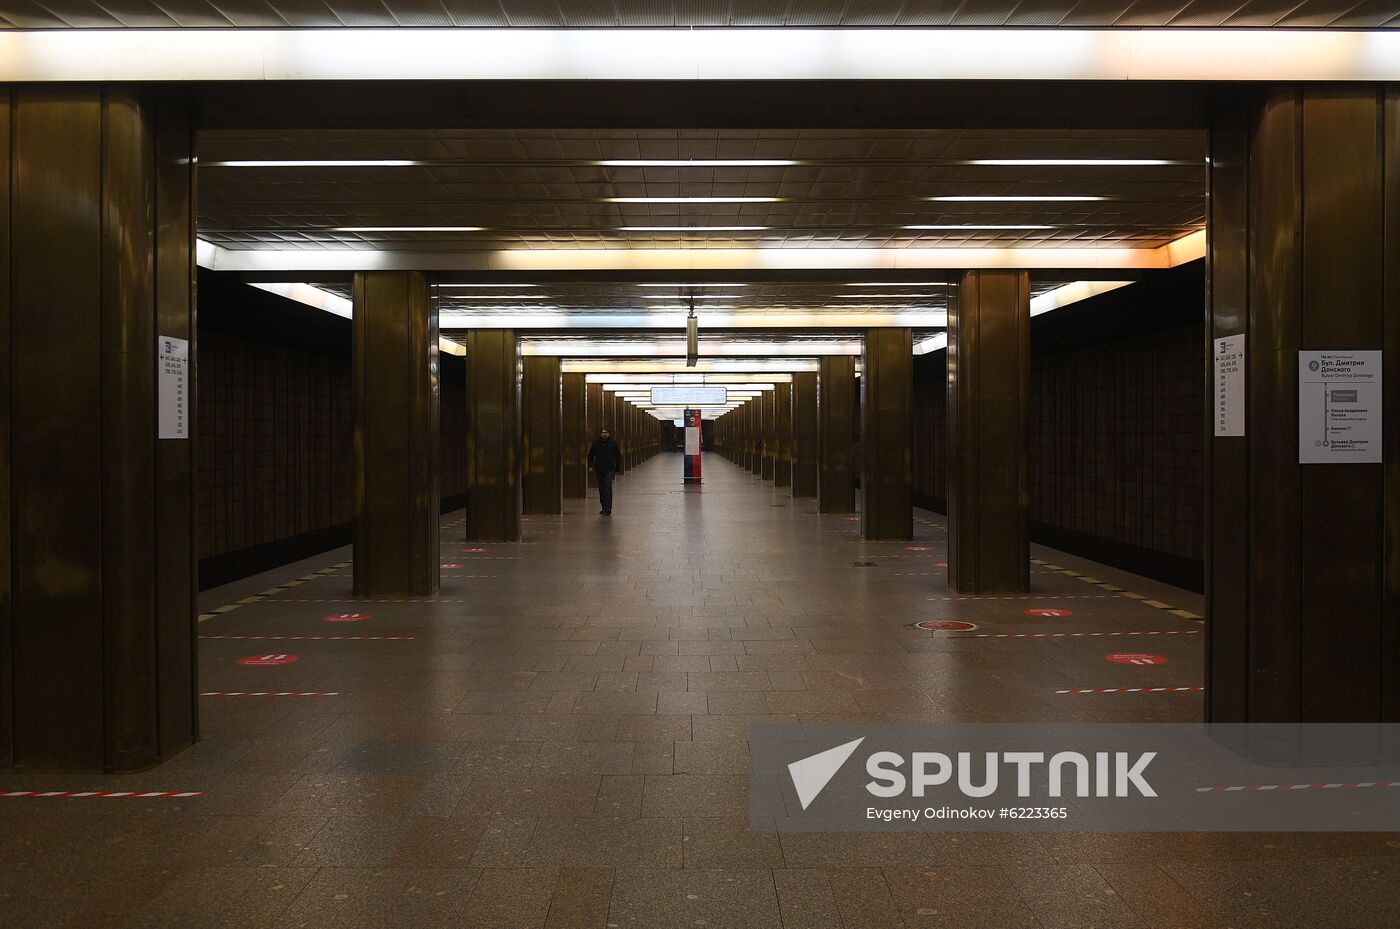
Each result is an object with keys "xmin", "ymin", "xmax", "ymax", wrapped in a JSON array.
[{"xmin": 3, "ymin": 0, "xmax": 1396, "ymax": 29}]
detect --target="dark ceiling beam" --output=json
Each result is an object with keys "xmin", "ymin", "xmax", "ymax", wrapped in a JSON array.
[{"xmin": 192, "ymin": 80, "xmax": 1208, "ymax": 132}]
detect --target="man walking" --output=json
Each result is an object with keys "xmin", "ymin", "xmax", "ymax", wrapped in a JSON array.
[{"xmin": 586, "ymin": 427, "xmax": 624, "ymax": 515}]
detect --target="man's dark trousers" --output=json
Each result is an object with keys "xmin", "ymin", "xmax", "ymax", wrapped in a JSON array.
[{"xmin": 598, "ymin": 470, "xmax": 616, "ymax": 514}]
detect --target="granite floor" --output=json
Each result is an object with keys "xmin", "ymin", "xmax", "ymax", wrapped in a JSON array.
[{"xmin": 2, "ymin": 453, "xmax": 1397, "ymax": 928}]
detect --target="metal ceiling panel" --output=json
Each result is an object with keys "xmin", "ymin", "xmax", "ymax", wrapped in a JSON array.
[{"xmin": 5, "ymin": 0, "xmax": 1397, "ymax": 27}]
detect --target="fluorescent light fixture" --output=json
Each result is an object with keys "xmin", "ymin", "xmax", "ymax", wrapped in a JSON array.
[
  {"xmin": 636, "ymin": 283, "xmax": 746, "ymax": 288},
  {"xmin": 207, "ymin": 160, "xmax": 422, "ymax": 167},
  {"xmin": 565, "ymin": 360, "xmax": 820, "ymax": 374},
  {"xmin": 834, "ymin": 294, "xmax": 949, "ymax": 299},
  {"xmin": 438, "ymin": 283, "xmax": 538, "ymax": 289},
  {"xmin": 652, "ymin": 386, "xmax": 728, "ymax": 405},
  {"xmin": 248, "ymin": 282, "xmax": 352, "ymax": 319},
  {"xmin": 970, "ymin": 159, "xmax": 1172, "ymax": 166},
  {"xmin": 844, "ymin": 282, "xmax": 950, "ymax": 287},
  {"xmin": 334, "ymin": 226, "xmax": 485, "ymax": 232},
  {"xmin": 641, "ymin": 294, "xmax": 742, "ymax": 300},
  {"xmin": 598, "ymin": 160, "xmax": 798, "ymax": 167},
  {"xmin": 445, "ymin": 295, "xmax": 554, "ymax": 301},
  {"xmin": 913, "ymin": 333, "xmax": 948, "ymax": 356},
  {"xmin": 1030, "ymin": 280, "xmax": 1134, "ymax": 316},
  {"xmin": 929, "ymin": 195, "xmax": 1106, "ymax": 202},
  {"xmin": 637, "ymin": 305, "xmax": 738, "ymax": 311},
  {"xmin": 621, "ymin": 226, "xmax": 768, "ymax": 232},
  {"xmin": 905, "ymin": 224, "xmax": 1055, "ymax": 230},
  {"xmin": 605, "ymin": 197, "xmax": 781, "ymax": 203},
  {"xmin": 439, "ymin": 337, "xmax": 466, "ymax": 357}
]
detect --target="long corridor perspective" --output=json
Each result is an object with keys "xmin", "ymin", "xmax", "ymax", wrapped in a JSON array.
[{"xmin": 3, "ymin": 454, "xmax": 1397, "ymax": 929}]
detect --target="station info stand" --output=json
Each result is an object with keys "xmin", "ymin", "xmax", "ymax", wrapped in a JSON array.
[{"xmin": 683, "ymin": 408, "xmax": 702, "ymax": 484}]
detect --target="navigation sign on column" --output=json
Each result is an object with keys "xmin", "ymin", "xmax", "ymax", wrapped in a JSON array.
[
  {"xmin": 1298, "ymin": 350, "xmax": 1382, "ymax": 463},
  {"xmin": 158, "ymin": 336, "xmax": 190, "ymax": 439},
  {"xmin": 1213, "ymin": 335, "xmax": 1244, "ymax": 437}
]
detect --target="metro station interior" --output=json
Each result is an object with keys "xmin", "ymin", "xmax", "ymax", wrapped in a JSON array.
[{"xmin": 2, "ymin": 9, "xmax": 1400, "ymax": 929}]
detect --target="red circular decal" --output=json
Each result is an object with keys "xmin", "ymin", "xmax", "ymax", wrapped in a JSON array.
[
  {"xmin": 906, "ymin": 546, "xmax": 930, "ymax": 552},
  {"xmin": 441, "ymin": 563, "xmax": 463, "ymax": 569},
  {"xmin": 914, "ymin": 620, "xmax": 979, "ymax": 632},
  {"xmin": 1106, "ymin": 653, "xmax": 1168, "ymax": 666},
  {"xmin": 933, "ymin": 562, "xmax": 948, "ymax": 568},
  {"xmin": 462, "ymin": 547, "xmax": 488, "ymax": 553},
  {"xmin": 1024, "ymin": 608, "xmax": 1073, "ymax": 617},
  {"xmin": 323, "ymin": 613, "xmax": 369, "ymax": 623},
  {"xmin": 237, "ymin": 654, "xmax": 299, "ymax": 667}
]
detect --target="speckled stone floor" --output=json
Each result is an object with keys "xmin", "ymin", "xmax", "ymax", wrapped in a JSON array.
[{"xmin": 2, "ymin": 454, "xmax": 1397, "ymax": 928}]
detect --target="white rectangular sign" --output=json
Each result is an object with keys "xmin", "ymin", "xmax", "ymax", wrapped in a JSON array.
[
  {"xmin": 1298, "ymin": 350, "xmax": 1382, "ymax": 464},
  {"xmin": 684, "ymin": 426, "xmax": 701, "ymax": 456},
  {"xmin": 158, "ymin": 335, "xmax": 190, "ymax": 440},
  {"xmin": 1213, "ymin": 335, "xmax": 1245, "ymax": 437}
]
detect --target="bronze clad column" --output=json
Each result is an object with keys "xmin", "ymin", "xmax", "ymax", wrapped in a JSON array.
[
  {"xmin": 1207, "ymin": 87, "xmax": 1400, "ymax": 724},
  {"xmin": 465, "ymin": 330, "xmax": 521, "ymax": 542},
  {"xmin": 585, "ymin": 381, "xmax": 603, "ymax": 488},
  {"xmin": 861, "ymin": 330, "xmax": 913, "ymax": 540},
  {"xmin": 522, "ymin": 356, "xmax": 562, "ymax": 515},
  {"xmin": 1, "ymin": 88, "xmax": 197, "ymax": 771},
  {"xmin": 762, "ymin": 389, "xmax": 777, "ymax": 480},
  {"xmin": 562, "ymin": 372, "xmax": 587, "ymax": 499},
  {"xmin": 946, "ymin": 271, "xmax": 1030, "ymax": 594},
  {"xmin": 774, "ymin": 382, "xmax": 793, "ymax": 488},
  {"xmin": 609, "ymin": 391, "xmax": 625, "ymax": 474},
  {"xmin": 818, "ymin": 356, "xmax": 857, "ymax": 513},
  {"xmin": 791, "ymin": 372, "xmax": 818, "ymax": 497},
  {"xmin": 751, "ymin": 393, "xmax": 765, "ymax": 475},
  {"xmin": 354, "ymin": 272, "xmax": 440, "ymax": 596}
]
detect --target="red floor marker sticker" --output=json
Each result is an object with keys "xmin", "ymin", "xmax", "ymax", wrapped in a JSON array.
[
  {"xmin": 441, "ymin": 563, "xmax": 463, "ymax": 569},
  {"xmin": 914, "ymin": 620, "xmax": 979, "ymax": 632},
  {"xmin": 933, "ymin": 562, "xmax": 948, "ymax": 568},
  {"xmin": 236, "ymin": 654, "xmax": 299, "ymax": 667},
  {"xmin": 1025, "ymin": 607, "xmax": 1073, "ymax": 617},
  {"xmin": 906, "ymin": 546, "xmax": 930, "ymax": 551},
  {"xmin": 462, "ymin": 547, "xmax": 488, "ymax": 553},
  {"xmin": 324, "ymin": 612, "xmax": 369, "ymax": 623},
  {"xmin": 1106, "ymin": 653, "xmax": 1168, "ymax": 666}
]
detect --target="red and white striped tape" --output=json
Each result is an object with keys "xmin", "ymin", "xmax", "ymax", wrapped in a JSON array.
[
  {"xmin": 1196, "ymin": 781, "xmax": 1400, "ymax": 793},
  {"xmin": 971, "ymin": 630, "xmax": 1201, "ymax": 640},
  {"xmin": 2, "ymin": 790, "xmax": 201, "ymax": 799},
  {"xmin": 1055, "ymin": 686, "xmax": 1203, "ymax": 695},
  {"xmin": 200, "ymin": 635, "xmax": 412, "ymax": 641},
  {"xmin": 199, "ymin": 691, "xmax": 339, "ymax": 697}
]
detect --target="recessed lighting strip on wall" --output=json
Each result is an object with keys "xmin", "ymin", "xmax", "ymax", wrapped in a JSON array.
[
  {"xmin": 194, "ymin": 230, "xmax": 1205, "ymax": 274},
  {"xmin": 5, "ymin": 30, "xmax": 1399, "ymax": 82}
]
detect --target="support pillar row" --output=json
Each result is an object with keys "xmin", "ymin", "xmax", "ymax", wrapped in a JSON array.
[
  {"xmin": 946, "ymin": 271, "xmax": 1030, "ymax": 594},
  {"xmin": 465, "ymin": 329, "xmax": 521, "ymax": 542},
  {"xmin": 861, "ymin": 330, "xmax": 913, "ymax": 540},
  {"xmin": 522, "ymin": 356, "xmax": 562, "ymax": 515},
  {"xmin": 817, "ymin": 356, "xmax": 857, "ymax": 513},
  {"xmin": 791, "ymin": 372, "xmax": 818, "ymax": 497},
  {"xmin": 1, "ymin": 87, "xmax": 198, "ymax": 771},
  {"xmin": 353, "ymin": 271, "xmax": 440, "ymax": 596},
  {"xmin": 1207, "ymin": 86, "xmax": 1400, "ymax": 724}
]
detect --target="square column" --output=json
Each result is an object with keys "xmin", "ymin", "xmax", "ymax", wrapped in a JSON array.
[
  {"xmin": 817, "ymin": 356, "xmax": 857, "ymax": 513},
  {"xmin": 791, "ymin": 372, "xmax": 818, "ymax": 497},
  {"xmin": 946, "ymin": 271, "xmax": 1030, "ymax": 594},
  {"xmin": 522, "ymin": 356, "xmax": 562, "ymax": 514},
  {"xmin": 585, "ymin": 381, "xmax": 603, "ymax": 487},
  {"xmin": 465, "ymin": 329, "xmax": 521, "ymax": 542},
  {"xmin": 751, "ymin": 393, "xmax": 765, "ymax": 475},
  {"xmin": 774, "ymin": 382, "xmax": 793, "ymax": 488},
  {"xmin": 353, "ymin": 271, "xmax": 441, "ymax": 596},
  {"xmin": 762, "ymin": 389, "xmax": 777, "ymax": 480},
  {"xmin": 861, "ymin": 329, "xmax": 913, "ymax": 539},
  {"xmin": 1207, "ymin": 86, "xmax": 1400, "ymax": 724},
  {"xmin": 1, "ymin": 88, "xmax": 197, "ymax": 771},
  {"xmin": 562, "ymin": 372, "xmax": 588, "ymax": 499}
]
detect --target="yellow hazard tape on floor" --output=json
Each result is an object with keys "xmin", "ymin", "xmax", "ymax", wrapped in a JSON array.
[{"xmin": 1031, "ymin": 558, "xmax": 1204, "ymax": 623}]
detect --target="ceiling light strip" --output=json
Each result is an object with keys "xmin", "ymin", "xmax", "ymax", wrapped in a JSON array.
[{"xmin": 6, "ymin": 30, "xmax": 1400, "ymax": 82}]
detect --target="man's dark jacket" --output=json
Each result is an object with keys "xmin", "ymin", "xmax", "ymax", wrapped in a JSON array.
[{"xmin": 587, "ymin": 436, "xmax": 623, "ymax": 474}]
